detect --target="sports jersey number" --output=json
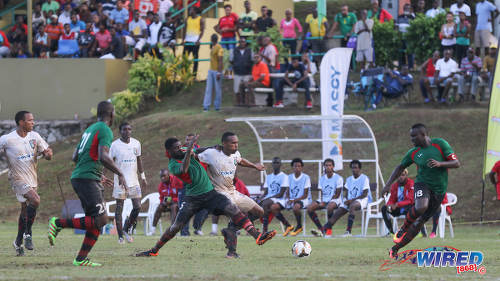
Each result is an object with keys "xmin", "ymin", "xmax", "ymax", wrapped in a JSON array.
[
  {"xmin": 96, "ymin": 203, "xmax": 105, "ymax": 215},
  {"xmin": 415, "ymin": 189, "xmax": 423, "ymax": 198},
  {"xmin": 78, "ymin": 132, "xmax": 92, "ymax": 154}
]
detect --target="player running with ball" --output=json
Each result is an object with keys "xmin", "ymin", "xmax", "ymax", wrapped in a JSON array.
[{"xmin": 383, "ymin": 123, "xmax": 460, "ymax": 258}]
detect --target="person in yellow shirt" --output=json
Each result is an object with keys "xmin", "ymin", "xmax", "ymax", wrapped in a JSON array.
[
  {"xmin": 480, "ymin": 46, "xmax": 497, "ymax": 100},
  {"xmin": 304, "ymin": 7, "xmax": 329, "ymax": 64},
  {"xmin": 203, "ymin": 34, "xmax": 224, "ymax": 112},
  {"xmin": 183, "ymin": 7, "xmax": 205, "ymax": 76}
]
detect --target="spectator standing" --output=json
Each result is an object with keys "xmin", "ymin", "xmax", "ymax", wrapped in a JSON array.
[
  {"xmin": 78, "ymin": 22, "xmax": 95, "ymax": 57},
  {"xmin": 32, "ymin": 3, "xmax": 46, "ymax": 32},
  {"xmin": 158, "ymin": 13, "xmax": 177, "ymax": 54},
  {"xmin": 304, "ymin": 7, "xmax": 328, "ymax": 65},
  {"xmin": 450, "ymin": 0, "xmax": 471, "ymax": 23},
  {"xmin": 33, "ymin": 25, "xmax": 49, "ymax": 58},
  {"xmin": 42, "ymin": 0, "xmax": 60, "ymax": 18},
  {"xmin": 110, "ymin": 0, "xmax": 129, "ymax": 24},
  {"xmin": 368, "ymin": 0, "xmax": 393, "ymax": 23},
  {"xmin": 127, "ymin": 10, "xmax": 147, "ymax": 58},
  {"xmin": 69, "ymin": 13, "xmax": 86, "ymax": 33},
  {"xmin": 418, "ymin": 50, "xmax": 440, "ymax": 103},
  {"xmin": 0, "ymin": 30, "xmax": 9, "ymax": 58},
  {"xmin": 239, "ymin": 53, "xmax": 270, "ymax": 107},
  {"xmin": 455, "ymin": 11, "xmax": 471, "ymax": 67},
  {"xmin": 425, "ymin": 0, "xmax": 445, "ymax": 18},
  {"xmin": 458, "ymin": 48, "xmax": 482, "ymax": 101},
  {"xmin": 95, "ymin": 22, "xmax": 112, "ymax": 56},
  {"xmin": 183, "ymin": 7, "xmax": 205, "ymax": 76},
  {"xmin": 396, "ymin": 4, "xmax": 415, "ymax": 69},
  {"xmin": 239, "ymin": 1, "xmax": 257, "ymax": 39},
  {"xmin": 475, "ymin": 0, "xmax": 499, "ymax": 57},
  {"xmin": 45, "ymin": 15, "xmax": 64, "ymax": 56},
  {"xmin": 58, "ymin": 3, "xmax": 72, "ymax": 25},
  {"xmin": 158, "ymin": 0, "xmax": 173, "ymax": 22},
  {"xmin": 489, "ymin": 160, "xmax": 500, "ymax": 201},
  {"xmin": 415, "ymin": 0, "xmax": 426, "ymax": 15},
  {"xmin": 328, "ymin": 5, "xmax": 357, "ymax": 48},
  {"xmin": 481, "ymin": 46, "xmax": 497, "ymax": 90},
  {"xmin": 203, "ymin": 34, "xmax": 224, "ymax": 112},
  {"xmin": 280, "ymin": 9, "xmax": 302, "ymax": 59},
  {"xmin": 215, "ymin": 4, "xmax": 238, "ymax": 51},
  {"xmin": 277, "ymin": 57, "xmax": 312, "ymax": 109},
  {"xmin": 434, "ymin": 49, "xmax": 460, "ymax": 103},
  {"xmin": 440, "ymin": 12, "xmax": 456, "ymax": 54},
  {"xmin": 354, "ymin": 9, "xmax": 374, "ymax": 70},
  {"xmin": 231, "ymin": 38, "xmax": 253, "ymax": 106},
  {"xmin": 381, "ymin": 169, "xmax": 414, "ymax": 235},
  {"xmin": 256, "ymin": 5, "xmax": 275, "ymax": 32},
  {"xmin": 146, "ymin": 13, "xmax": 162, "ymax": 55}
]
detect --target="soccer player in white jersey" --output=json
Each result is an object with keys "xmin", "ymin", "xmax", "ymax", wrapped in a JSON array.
[
  {"xmin": 309, "ymin": 158, "xmax": 343, "ymax": 237},
  {"xmin": 286, "ymin": 158, "xmax": 312, "ymax": 236},
  {"xmin": 197, "ymin": 131, "xmax": 273, "ymax": 258},
  {"xmin": 0, "ymin": 111, "xmax": 52, "ymax": 256},
  {"xmin": 259, "ymin": 157, "xmax": 290, "ymax": 233},
  {"xmin": 322, "ymin": 160, "xmax": 370, "ymax": 237},
  {"xmin": 109, "ymin": 122, "xmax": 147, "ymax": 244}
]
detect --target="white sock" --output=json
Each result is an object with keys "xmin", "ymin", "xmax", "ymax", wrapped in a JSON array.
[{"xmin": 212, "ymin": 224, "xmax": 218, "ymax": 233}]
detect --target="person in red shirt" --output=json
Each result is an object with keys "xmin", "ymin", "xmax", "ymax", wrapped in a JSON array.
[
  {"xmin": 214, "ymin": 4, "xmax": 238, "ymax": 50},
  {"xmin": 94, "ymin": 22, "xmax": 112, "ymax": 56},
  {"xmin": 381, "ymin": 169, "xmax": 414, "ymax": 234},
  {"xmin": 489, "ymin": 160, "xmax": 500, "ymax": 201},
  {"xmin": 238, "ymin": 53, "xmax": 270, "ymax": 106},
  {"xmin": 61, "ymin": 23, "xmax": 77, "ymax": 40},
  {"xmin": 419, "ymin": 50, "xmax": 440, "ymax": 103},
  {"xmin": 151, "ymin": 169, "xmax": 184, "ymax": 235},
  {"xmin": 429, "ymin": 193, "xmax": 452, "ymax": 238},
  {"xmin": 0, "ymin": 30, "xmax": 11, "ymax": 57},
  {"xmin": 369, "ymin": 0, "xmax": 393, "ymax": 23}
]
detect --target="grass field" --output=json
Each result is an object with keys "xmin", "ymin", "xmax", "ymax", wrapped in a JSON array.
[{"xmin": 0, "ymin": 221, "xmax": 499, "ymax": 281}]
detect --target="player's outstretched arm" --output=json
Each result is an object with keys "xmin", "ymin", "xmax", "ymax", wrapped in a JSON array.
[
  {"xmin": 42, "ymin": 147, "xmax": 53, "ymax": 160},
  {"xmin": 239, "ymin": 158, "xmax": 265, "ymax": 171},
  {"xmin": 427, "ymin": 158, "xmax": 460, "ymax": 169},
  {"xmin": 98, "ymin": 145, "xmax": 126, "ymax": 186},
  {"xmin": 382, "ymin": 164, "xmax": 406, "ymax": 195},
  {"xmin": 182, "ymin": 135, "xmax": 199, "ymax": 174}
]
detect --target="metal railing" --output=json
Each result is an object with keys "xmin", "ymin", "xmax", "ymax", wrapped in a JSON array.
[{"xmin": 0, "ymin": 0, "xmax": 27, "ymax": 31}]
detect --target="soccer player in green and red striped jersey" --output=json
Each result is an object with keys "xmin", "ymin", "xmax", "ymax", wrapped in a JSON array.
[
  {"xmin": 382, "ymin": 123, "xmax": 460, "ymax": 259},
  {"xmin": 47, "ymin": 101, "xmax": 127, "ymax": 267}
]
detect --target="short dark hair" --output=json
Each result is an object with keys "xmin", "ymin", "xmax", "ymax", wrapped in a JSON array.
[
  {"xmin": 350, "ymin": 159, "xmax": 362, "ymax": 169},
  {"xmin": 224, "ymin": 4, "xmax": 232, "ymax": 9},
  {"xmin": 119, "ymin": 122, "xmax": 130, "ymax": 131},
  {"xmin": 324, "ymin": 158, "xmax": 335, "ymax": 166},
  {"xmin": 164, "ymin": 138, "xmax": 179, "ymax": 150},
  {"xmin": 97, "ymin": 101, "xmax": 114, "ymax": 119},
  {"xmin": 222, "ymin": 131, "xmax": 236, "ymax": 143},
  {"xmin": 211, "ymin": 33, "xmax": 218, "ymax": 42},
  {"xmin": 272, "ymin": 156, "xmax": 281, "ymax": 162},
  {"xmin": 187, "ymin": 133, "xmax": 195, "ymax": 137},
  {"xmin": 291, "ymin": 158, "xmax": 303, "ymax": 167},
  {"xmin": 15, "ymin": 110, "xmax": 30, "ymax": 125},
  {"xmin": 411, "ymin": 123, "xmax": 427, "ymax": 134}
]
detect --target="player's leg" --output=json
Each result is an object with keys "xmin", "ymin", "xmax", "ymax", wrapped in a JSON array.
[
  {"xmin": 323, "ymin": 206, "xmax": 348, "ymax": 234},
  {"xmin": 14, "ymin": 202, "xmax": 27, "ymax": 256},
  {"xmin": 326, "ymin": 201, "xmax": 339, "ymax": 219},
  {"xmin": 394, "ymin": 183, "xmax": 430, "ymax": 242},
  {"xmin": 260, "ymin": 198, "xmax": 274, "ymax": 232},
  {"xmin": 290, "ymin": 201, "xmax": 304, "ymax": 236},
  {"xmin": 123, "ymin": 187, "xmax": 142, "ymax": 238},
  {"xmin": 210, "ymin": 215, "xmax": 219, "ymax": 235},
  {"xmin": 308, "ymin": 201, "xmax": 324, "ymax": 231},
  {"xmin": 430, "ymin": 208, "xmax": 441, "ymax": 238},
  {"xmin": 20, "ymin": 187, "xmax": 40, "ymax": 251},
  {"xmin": 115, "ymin": 199, "xmax": 125, "ymax": 242},
  {"xmin": 170, "ymin": 203, "xmax": 179, "ymax": 225},
  {"xmin": 271, "ymin": 202, "xmax": 293, "ymax": 236},
  {"xmin": 345, "ymin": 201, "xmax": 362, "ymax": 235},
  {"xmin": 193, "ymin": 208, "xmax": 209, "ymax": 235}
]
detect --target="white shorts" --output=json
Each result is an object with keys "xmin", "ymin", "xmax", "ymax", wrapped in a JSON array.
[
  {"xmin": 112, "ymin": 185, "xmax": 142, "ymax": 200},
  {"xmin": 269, "ymin": 197, "xmax": 287, "ymax": 208},
  {"xmin": 11, "ymin": 181, "xmax": 35, "ymax": 203},
  {"xmin": 356, "ymin": 48, "xmax": 373, "ymax": 62},
  {"xmin": 125, "ymin": 36, "xmax": 146, "ymax": 51},
  {"xmin": 286, "ymin": 199, "xmax": 311, "ymax": 209},
  {"xmin": 315, "ymin": 197, "xmax": 343, "ymax": 208},
  {"xmin": 340, "ymin": 197, "xmax": 368, "ymax": 210},
  {"xmin": 233, "ymin": 75, "xmax": 252, "ymax": 93},
  {"xmin": 219, "ymin": 189, "xmax": 259, "ymax": 213}
]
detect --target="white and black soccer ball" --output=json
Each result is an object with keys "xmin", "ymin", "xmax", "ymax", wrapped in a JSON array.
[{"xmin": 291, "ymin": 240, "xmax": 312, "ymax": 258}]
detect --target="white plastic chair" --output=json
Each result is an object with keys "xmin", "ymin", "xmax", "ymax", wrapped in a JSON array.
[
  {"xmin": 140, "ymin": 192, "xmax": 161, "ymax": 235},
  {"xmin": 363, "ymin": 195, "xmax": 385, "ymax": 236},
  {"xmin": 438, "ymin": 193, "xmax": 457, "ymax": 238}
]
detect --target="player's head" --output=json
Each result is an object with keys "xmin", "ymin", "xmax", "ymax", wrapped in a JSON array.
[
  {"xmin": 97, "ymin": 101, "xmax": 114, "ymax": 125},
  {"xmin": 324, "ymin": 158, "xmax": 335, "ymax": 174},
  {"xmin": 160, "ymin": 168, "xmax": 169, "ymax": 183},
  {"xmin": 185, "ymin": 133, "xmax": 197, "ymax": 146},
  {"xmin": 272, "ymin": 157, "xmax": 281, "ymax": 173},
  {"xmin": 398, "ymin": 169, "xmax": 409, "ymax": 184},
  {"xmin": 15, "ymin": 110, "xmax": 34, "ymax": 132},
  {"xmin": 165, "ymin": 137, "xmax": 183, "ymax": 159},
  {"xmin": 291, "ymin": 158, "xmax": 304, "ymax": 174},
  {"xmin": 119, "ymin": 122, "xmax": 132, "ymax": 140},
  {"xmin": 221, "ymin": 132, "xmax": 238, "ymax": 154},
  {"xmin": 410, "ymin": 123, "xmax": 428, "ymax": 147},
  {"xmin": 350, "ymin": 160, "xmax": 362, "ymax": 177}
]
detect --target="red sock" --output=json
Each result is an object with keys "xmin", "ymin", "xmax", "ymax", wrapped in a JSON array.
[{"xmin": 76, "ymin": 227, "xmax": 99, "ymax": 262}]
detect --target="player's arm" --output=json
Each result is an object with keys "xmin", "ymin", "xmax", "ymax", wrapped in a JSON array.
[
  {"xmin": 332, "ymin": 188, "xmax": 341, "ymax": 199},
  {"xmin": 41, "ymin": 147, "xmax": 53, "ymax": 160},
  {"xmin": 428, "ymin": 139, "xmax": 460, "ymax": 169},
  {"xmin": 181, "ymin": 135, "xmax": 199, "ymax": 174},
  {"xmin": 382, "ymin": 164, "xmax": 405, "ymax": 195},
  {"xmin": 98, "ymin": 145, "xmax": 126, "ymax": 186},
  {"xmin": 274, "ymin": 185, "xmax": 288, "ymax": 199},
  {"xmin": 72, "ymin": 146, "xmax": 79, "ymax": 163},
  {"xmin": 137, "ymin": 155, "xmax": 147, "ymax": 186},
  {"xmin": 292, "ymin": 188, "xmax": 308, "ymax": 203},
  {"xmin": 239, "ymin": 158, "xmax": 265, "ymax": 171}
]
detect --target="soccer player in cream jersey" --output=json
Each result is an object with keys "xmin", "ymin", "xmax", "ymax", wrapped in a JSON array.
[
  {"xmin": 0, "ymin": 111, "xmax": 52, "ymax": 256},
  {"xmin": 110, "ymin": 122, "xmax": 147, "ymax": 244}
]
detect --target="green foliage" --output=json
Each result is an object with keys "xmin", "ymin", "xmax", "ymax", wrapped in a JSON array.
[
  {"xmin": 160, "ymin": 51, "xmax": 196, "ymax": 93},
  {"xmin": 250, "ymin": 26, "xmax": 288, "ymax": 61},
  {"xmin": 372, "ymin": 20, "xmax": 401, "ymax": 68},
  {"xmin": 111, "ymin": 89, "xmax": 143, "ymax": 123},
  {"xmin": 406, "ymin": 12, "xmax": 446, "ymax": 64},
  {"xmin": 127, "ymin": 56, "xmax": 158, "ymax": 97}
]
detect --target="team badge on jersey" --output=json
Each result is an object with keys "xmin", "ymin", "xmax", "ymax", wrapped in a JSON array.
[{"xmin": 29, "ymin": 139, "xmax": 36, "ymax": 149}]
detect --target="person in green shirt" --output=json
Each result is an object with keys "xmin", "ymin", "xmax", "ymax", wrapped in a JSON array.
[
  {"xmin": 41, "ymin": 0, "xmax": 60, "ymax": 18},
  {"xmin": 383, "ymin": 123, "xmax": 460, "ymax": 259},
  {"xmin": 327, "ymin": 5, "xmax": 357, "ymax": 47},
  {"xmin": 48, "ymin": 101, "xmax": 126, "ymax": 267},
  {"xmin": 136, "ymin": 136, "xmax": 277, "ymax": 258},
  {"xmin": 239, "ymin": 0, "xmax": 258, "ymax": 38}
]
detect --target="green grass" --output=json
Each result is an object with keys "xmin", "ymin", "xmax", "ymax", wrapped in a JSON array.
[{"xmin": 1, "ymin": 222, "xmax": 499, "ymax": 280}]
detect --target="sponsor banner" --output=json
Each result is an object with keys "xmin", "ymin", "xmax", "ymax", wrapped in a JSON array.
[{"xmin": 483, "ymin": 45, "xmax": 500, "ymax": 176}]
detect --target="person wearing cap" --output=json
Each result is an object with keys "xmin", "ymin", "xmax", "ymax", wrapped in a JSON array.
[
  {"xmin": 44, "ymin": 15, "xmax": 64, "ymax": 56},
  {"xmin": 457, "ymin": 48, "xmax": 482, "ymax": 101}
]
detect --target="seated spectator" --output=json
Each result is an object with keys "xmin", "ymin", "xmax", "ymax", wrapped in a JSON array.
[
  {"xmin": 276, "ymin": 57, "xmax": 312, "ymax": 108},
  {"xmin": 146, "ymin": 13, "xmax": 162, "ymax": 56},
  {"xmin": 110, "ymin": 0, "xmax": 129, "ymax": 24},
  {"xmin": 102, "ymin": 0, "xmax": 118, "ymax": 17},
  {"xmin": 158, "ymin": 0, "xmax": 174, "ymax": 22},
  {"xmin": 419, "ymin": 50, "xmax": 440, "ymax": 103},
  {"xmin": 301, "ymin": 52, "xmax": 317, "ymax": 87},
  {"xmin": 79, "ymin": 3, "xmax": 92, "ymax": 23},
  {"xmin": 32, "ymin": 3, "xmax": 46, "ymax": 32},
  {"xmin": 91, "ymin": 14, "xmax": 101, "ymax": 34},
  {"xmin": 280, "ymin": 8, "xmax": 302, "ymax": 58},
  {"xmin": 434, "ymin": 49, "xmax": 460, "ymax": 103},
  {"xmin": 480, "ymin": 46, "xmax": 497, "ymax": 94},
  {"xmin": 45, "ymin": 15, "xmax": 64, "ymax": 56},
  {"xmin": 34, "ymin": 25, "xmax": 50, "ymax": 58},
  {"xmin": 108, "ymin": 27, "xmax": 124, "ymax": 58},
  {"xmin": 61, "ymin": 23, "xmax": 77, "ymax": 40},
  {"xmin": 231, "ymin": 37, "xmax": 253, "ymax": 106},
  {"xmin": 58, "ymin": 3, "xmax": 72, "ymax": 25},
  {"xmin": 126, "ymin": 10, "xmax": 147, "ymax": 58},
  {"xmin": 429, "ymin": 193, "xmax": 452, "ymax": 238},
  {"xmin": 42, "ymin": 0, "xmax": 60, "ymax": 18},
  {"xmin": 256, "ymin": 5, "xmax": 275, "ymax": 32},
  {"xmin": 69, "ymin": 13, "xmax": 86, "ymax": 33},
  {"xmin": 368, "ymin": 0, "xmax": 393, "ymax": 23},
  {"xmin": 440, "ymin": 12, "xmax": 456, "ymax": 54},
  {"xmin": 15, "ymin": 44, "xmax": 30, "ymax": 58},
  {"xmin": 0, "ymin": 30, "xmax": 11, "ymax": 58},
  {"xmin": 145, "ymin": 11, "xmax": 154, "ymax": 25},
  {"xmin": 8, "ymin": 16, "xmax": 27, "ymax": 44},
  {"xmin": 381, "ymin": 169, "xmax": 414, "ymax": 235},
  {"xmin": 354, "ymin": 9, "xmax": 374, "ymax": 70},
  {"xmin": 150, "ymin": 169, "xmax": 183, "ymax": 235},
  {"xmin": 158, "ymin": 13, "xmax": 177, "ymax": 55},
  {"xmin": 46, "ymin": 10, "xmax": 57, "ymax": 25},
  {"xmin": 238, "ymin": 53, "xmax": 270, "ymax": 107},
  {"xmin": 94, "ymin": 22, "xmax": 112, "ymax": 56},
  {"xmin": 78, "ymin": 22, "xmax": 95, "ymax": 57},
  {"xmin": 373, "ymin": 65, "xmax": 413, "ymax": 106},
  {"xmin": 455, "ymin": 11, "xmax": 471, "ymax": 64},
  {"xmin": 259, "ymin": 35, "xmax": 280, "ymax": 106},
  {"xmin": 425, "ymin": 0, "xmax": 445, "ymax": 18},
  {"xmin": 458, "ymin": 48, "xmax": 482, "ymax": 101}
]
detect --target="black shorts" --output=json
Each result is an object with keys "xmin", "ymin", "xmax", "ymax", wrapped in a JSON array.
[
  {"xmin": 71, "ymin": 178, "xmax": 106, "ymax": 217},
  {"xmin": 414, "ymin": 182, "xmax": 446, "ymax": 222},
  {"xmin": 174, "ymin": 190, "xmax": 235, "ymax": 226}
]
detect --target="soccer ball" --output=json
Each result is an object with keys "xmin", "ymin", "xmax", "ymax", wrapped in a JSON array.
[{"xmin": 291, "ymin": 240, "xmax": 312, "ymax": 257}]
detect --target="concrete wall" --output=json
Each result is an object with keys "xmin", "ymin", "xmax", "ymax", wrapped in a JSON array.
[{"xmin": 0, "ymin": 59, "xmax": 130, "ymax": 120}]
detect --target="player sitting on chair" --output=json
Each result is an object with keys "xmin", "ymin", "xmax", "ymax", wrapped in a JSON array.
[
  {"xmin": 322, "ymin": 160, "xmax": 370, "ymax": 237},
  {"xmin": 285, "ymin": 158, "xmax": 312, "ymax": 236},
  {"xmin": 150, "ymin": 168, "xmax": 184, "ymax": 235},
  {"xmin": 309, "ymin": 158, "xmax": 343, "ymax": 237},
  {"xmin": 381, "ymin": 168, "xmax": 414, "ymax": 235}
]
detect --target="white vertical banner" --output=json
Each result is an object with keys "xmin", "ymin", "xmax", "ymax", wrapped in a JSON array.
[{"xmin": 320, "ymin": 48, "xmax": 352, "ymax": 170}]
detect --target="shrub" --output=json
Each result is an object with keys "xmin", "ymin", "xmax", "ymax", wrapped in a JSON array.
[
  {"xmin": 111, "ymin": 90, "xmax": 143, "ymax": 123},
  {"xmin": 372, "ymin": 20, "xmax": 401, "ymax": 67},
  {"xmin": 406, "ymin": 12, "xmax": 446, "ymax": 64},
  {"xmin": 127, "ymin": 56, "xmax": 159, "ymax": 97}
]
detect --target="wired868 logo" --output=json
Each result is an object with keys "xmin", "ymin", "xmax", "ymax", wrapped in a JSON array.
[{"xmin": 380, "ymin": 246, "xmax": 486, "ymax": 275}]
